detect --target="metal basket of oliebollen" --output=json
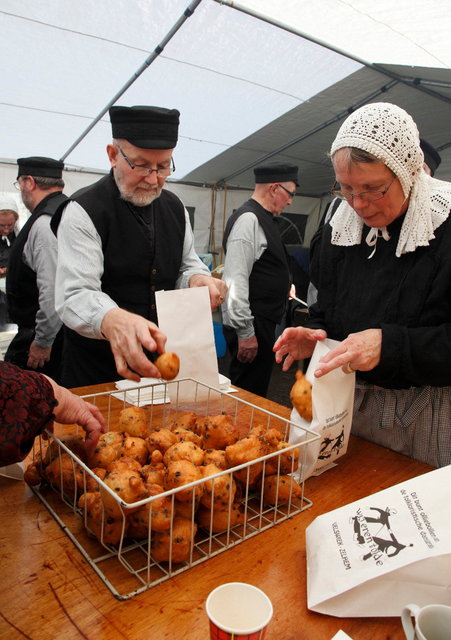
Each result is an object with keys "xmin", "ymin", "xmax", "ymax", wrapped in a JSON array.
[{"xmin": 26, "ymin": 367, "xmax": 319, "ymax": 600}]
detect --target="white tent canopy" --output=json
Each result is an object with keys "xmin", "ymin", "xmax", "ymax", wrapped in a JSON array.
[{"xmin": 2, "ymin": 0, "xmax": 451, "ymax": 256}]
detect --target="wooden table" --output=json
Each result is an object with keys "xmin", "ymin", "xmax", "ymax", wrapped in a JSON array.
[{"xmin": 0, "ymin": 383, "xmax": 432, "ymax": 640}]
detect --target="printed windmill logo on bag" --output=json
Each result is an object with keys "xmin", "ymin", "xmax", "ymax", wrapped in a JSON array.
[{"xmin": 331, "ymin": 488, "xmax": 441, "ymax": 571}]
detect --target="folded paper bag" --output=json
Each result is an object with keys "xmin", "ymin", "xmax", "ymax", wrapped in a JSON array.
[{"xmin": 306, "ymin": 465, "xmax": 451, "ymax": 617}]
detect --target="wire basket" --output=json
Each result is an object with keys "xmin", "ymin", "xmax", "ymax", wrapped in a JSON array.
[{"xmin": 30, "ymin": 378, "xmax": 319, "ymax": 599}]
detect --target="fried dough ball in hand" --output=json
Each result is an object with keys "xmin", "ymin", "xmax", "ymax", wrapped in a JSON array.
[
  {"xmin": 201, "ymin": 414, "xmax": 240, "ymax": 450},
  {"xmin": 290, "ymin": 370, "xmax": 313, "ymax": 422},
  {"xmin": 155, "ymin": 352, "xmax": 180, "ymax": 380},
  {"xmin": 127, "ymin": 483, "xmax": 174, "ymax": 537},
  {"xmin": 151, "ymin": 517, "xmax": 197, "ymax": 563},
  {"xmin": 146, "ymin": 428, "xmax": 177, "ymax": 455},
  {"xmin": 197, "ymin": 503, "xmax": 244, "ymax": 533},
  {"xmin": 200, "ymin": 464, "xmax": 236, "ymax": 509},
  {"xmin": 88, "ymin": 431, "xmax": 124, "ymax": 469},
  {"xmin": 164, "ymin": 460, "xmax": 203, "ymax": 503},
  {"xmin": 163, "ymin": 441, "xmax": 204, "ymax": 466},
  {"xmin": 263, "ymin": 474, "xmax": 303, "ymax": 505},
  {"xmin": 117, "ymin": 406, "xmax": 149, "ymax": 438},
  {"xmin": 78, "ymin": 492, "xmax": 125, "ymax": 545}
]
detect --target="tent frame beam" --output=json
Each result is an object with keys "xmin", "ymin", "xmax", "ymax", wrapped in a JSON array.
[{"xmin": 60, "ymin": 0, "xmax": 203, "ymax": 162}]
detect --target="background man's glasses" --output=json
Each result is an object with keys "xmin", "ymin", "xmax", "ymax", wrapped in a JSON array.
[
  {"xmin": 331, "ymin": 176, "xmax": 395, "ymax": 203},
  {"xmin": 277, "ymin": 183, "xmax": 296, "ymax": 198},
  {"xmin": 118, "ymin": 146, "xmax": 175, "ymax": 177}
]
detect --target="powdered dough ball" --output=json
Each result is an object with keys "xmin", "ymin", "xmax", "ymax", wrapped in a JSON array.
[
  {"xmin": 290, "ymin": 370, "xmax": 312, "ymax": 422},
  {"xmin": 155, "ymin": 352, "xmax": 180, "ymax": 380}
]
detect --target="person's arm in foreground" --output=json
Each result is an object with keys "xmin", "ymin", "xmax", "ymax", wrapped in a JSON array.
[{"xmin": 0, "ymin": 361, "xmax": 105, "ymax": 466}]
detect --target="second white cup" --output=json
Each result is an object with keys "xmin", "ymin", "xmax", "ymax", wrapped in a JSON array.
[{"xmin": 401, "ymin": 603, "xmax": 451, "ymax": 640}]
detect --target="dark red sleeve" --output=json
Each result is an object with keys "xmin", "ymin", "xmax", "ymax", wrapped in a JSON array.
[{"xmin": 0, "ymin": 361, "xmax": 57, "ymax": 466}]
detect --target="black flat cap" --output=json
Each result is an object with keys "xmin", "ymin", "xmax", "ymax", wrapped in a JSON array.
[
  {"xmin": 17, "ymin": 156, "xmax": 64, "ymax": 179},
  {"xmin": 420, "ymin": 139, "xmax": 441, "ymax": 176},
  {"xmin": 254, "ymin": 163, "xmax": 299, "ymax": 186},
  {"xmin": 109, "ymin": 105, "xmax": 180, "ymax": 149}
]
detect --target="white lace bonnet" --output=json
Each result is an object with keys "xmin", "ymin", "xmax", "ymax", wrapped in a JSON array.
[{"xmin": 329, "ymin": 102, "xmax": 451, "ymax": 257}]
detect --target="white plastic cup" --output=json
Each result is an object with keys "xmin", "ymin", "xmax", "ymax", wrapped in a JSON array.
[
  {"xmin": 401, "ymin": 603, "xmax": 451, "ymax": 640},
  {"xmin": 206, "ymin": 582, "xmax": 273, "ymax": 640}
]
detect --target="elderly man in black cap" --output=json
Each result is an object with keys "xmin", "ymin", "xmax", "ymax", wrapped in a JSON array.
[
  {"xmin": 5, "ymin": 157, "xmax": 67, "ymax": 379},
  {"xmin": 221, "ymin": 163, "xmax": 299, "ymax": 397},
  {"xmin": 52, "ymin": 104, "xmax": 227, "ymax": 387},
  {"xmin": 420, "ymin": 138, "xmax": 442, "ymax": 177}
]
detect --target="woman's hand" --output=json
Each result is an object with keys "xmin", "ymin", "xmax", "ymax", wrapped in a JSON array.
[
  {"xmin": 45, "ymin": 378, "xmax": 106, "ymax": 457},
  {"xmin": 273, "ymin": 327, "xmax": 327, "ymax": 371},
  {"xmin": 314, "ymin": 328, "xmax": 382, "ymax": 377}
]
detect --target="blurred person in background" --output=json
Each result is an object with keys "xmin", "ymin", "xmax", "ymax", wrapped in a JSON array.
[
  {"xmin": 5, "ymin": 157, "xmax": 67, "ymax": 381},
  {"xmin": 222, "ymin": 163, "xmax": 298, "ymax": 397},
  {"xmin": 0, "ymin": 196, "xmax": 19, "ymax": 325}
]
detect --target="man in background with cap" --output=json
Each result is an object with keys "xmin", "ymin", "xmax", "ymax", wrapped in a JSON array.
[
  {"xmin": 5, "ymin": 157, "xmax": 67, "ymax": 380},
  {"xmin": 0, "ymin": 196, "xmax": 19, "ymax": 325},
  {"xmin": 221, "ymin": 163, "xmax": 298, "ymax": 397},
  {"xmin": 420, "ymin": 138, "xmax": 442, "ymax": 177},
  {"xmin": 53, "ymin": 104, "xmax": 227, "ymax": 387},
  {"xmin": 0, "ymin": 196, "xmax": 19, "ymax": 278}
]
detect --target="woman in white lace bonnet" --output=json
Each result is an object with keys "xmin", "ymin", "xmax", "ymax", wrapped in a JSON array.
[{"xmin": 274, "ymin": 102, "xmax": 451, "ymax": 467}]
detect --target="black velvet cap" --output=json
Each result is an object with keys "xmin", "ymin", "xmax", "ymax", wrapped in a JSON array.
[
  {"xmin": 109, "ymin": 105, "xmax": 180, "ymax": 149},
  {"xmin": 17, "ymin": 156, "xmax": 64, "ymax": 179},
  {"xmin": 254, "ymin": 163, "xmax": 299, "ymax": 185},
  {"xmin": 420, "ymin": 139, "xmax": 441, "ymax": 176}
]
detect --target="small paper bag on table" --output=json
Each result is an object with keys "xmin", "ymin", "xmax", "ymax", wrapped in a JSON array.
[{"xmin": 306, "ymin": 465, "xmax": 451, "ymax": 617}]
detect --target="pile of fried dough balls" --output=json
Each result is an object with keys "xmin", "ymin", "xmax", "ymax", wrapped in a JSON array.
[{"xmin": 24, "ymin": 405, "xmax": 302, "ymax": 564}]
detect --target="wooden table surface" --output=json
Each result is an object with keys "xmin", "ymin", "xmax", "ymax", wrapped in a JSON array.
[{"xmin": 0, "ymin": 383, "xmax": 432, "ymax": 640}]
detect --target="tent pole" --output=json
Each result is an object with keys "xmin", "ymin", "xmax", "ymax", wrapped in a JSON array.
[
  {"xmin": 60, "ymin": 0, "xmax": 203, "ymax": 162},
  {"xmin": 214, "ymin": 1, "xmax": 451, "ymax": 106}
]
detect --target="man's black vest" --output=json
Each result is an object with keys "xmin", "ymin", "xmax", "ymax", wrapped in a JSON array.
[
  {"xmin": 223, "ymin": 198, "xmax": 291, "ymax": 324},
  {"xmin": 51, "ymin": 173, "xmax": 186, "ymax": 385},
  {"xmin": 7, "ymin": 191, "xmax": 67, "ymax": 327}
]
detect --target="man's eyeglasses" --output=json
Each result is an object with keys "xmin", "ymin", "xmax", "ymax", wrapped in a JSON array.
[
  {"xmin": 277, "ymin": 183, "xmax": 296, "ymax": 198},
  {"xmin": 118, "ymin": 146, "xmax": 175, "ymax": 177},
  {"xmin": 331, "ymin": 176, "xmax": 396, "ymax": 203},
  {"xmin": 13, "ymin": 181, "xmax": 22, "ymax": 190}
]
